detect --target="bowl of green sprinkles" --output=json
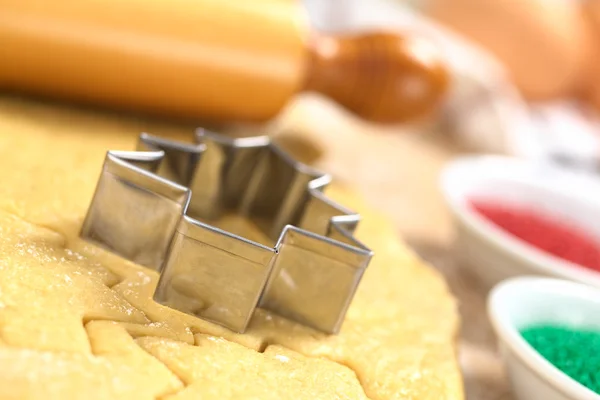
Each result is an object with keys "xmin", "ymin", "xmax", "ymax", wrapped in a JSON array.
[{"xmin": 488, "ymin": 277, "xmax": 600, "ymax": 400}]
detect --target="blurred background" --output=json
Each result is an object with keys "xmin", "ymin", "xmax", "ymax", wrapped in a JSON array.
[{"xmin": 304, "ymin": 0, "xmax": 600, "ymax": 161}]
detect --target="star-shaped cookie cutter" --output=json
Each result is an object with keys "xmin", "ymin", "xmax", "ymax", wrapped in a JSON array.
[{"xmin": 81, "ymin": 130, "xmax": 373, "ymax": 334}]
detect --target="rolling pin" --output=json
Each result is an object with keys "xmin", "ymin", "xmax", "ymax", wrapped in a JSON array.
[{"xmin": 0, "ymin": 0, "xmax": 449, "ymax": 124}]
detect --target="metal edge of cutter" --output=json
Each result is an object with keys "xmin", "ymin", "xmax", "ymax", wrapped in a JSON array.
[{"xmin": 80, "ymin": 129, "xmax": 373, "ymax": 334}]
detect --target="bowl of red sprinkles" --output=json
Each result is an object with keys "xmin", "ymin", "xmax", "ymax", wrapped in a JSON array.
[
  {"xmin": 488, "ymin": 277, "xmax": 600, "ymax": 400},
  {"xmin": 441, "ymin": 155, "xmax": 600, "ymax": 288}
]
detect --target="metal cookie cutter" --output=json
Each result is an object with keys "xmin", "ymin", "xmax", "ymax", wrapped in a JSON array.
[{"xmin": 81, "ymin": 130, "xmax": 373, "ymax": 334}]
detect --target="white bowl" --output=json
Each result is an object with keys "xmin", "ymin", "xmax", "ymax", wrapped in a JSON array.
[
  {"xmin": 440, "ymin": 155, "xmax": 600, "ymax": 289},
  {"xmin": 488, "ymin": 277, "xmax": 600, "ymax": 400}
]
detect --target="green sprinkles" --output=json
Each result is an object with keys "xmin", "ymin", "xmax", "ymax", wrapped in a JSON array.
[{"xmin": 520, "ymin": 324, "xmax": 600, "ymax": 395}]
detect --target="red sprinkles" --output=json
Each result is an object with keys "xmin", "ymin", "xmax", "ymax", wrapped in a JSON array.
[{"xmin": 469, "ymin": 200, "xmax": 600, "ymax": 273}]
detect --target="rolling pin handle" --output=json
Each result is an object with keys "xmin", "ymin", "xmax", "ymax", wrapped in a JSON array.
[{"xmin": 303, "ymin": 32, "xmax": 450, "ymax": 124}]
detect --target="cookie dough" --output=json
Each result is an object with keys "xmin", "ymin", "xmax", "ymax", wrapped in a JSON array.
[{"xmin": 0, "ymin": 96, "xmax": 462, "ymax": 399}]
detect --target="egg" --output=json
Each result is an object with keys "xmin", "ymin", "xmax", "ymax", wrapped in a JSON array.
[{"xmin": 423, "ymin": 0, "xmax": 589, "ymax": 100}]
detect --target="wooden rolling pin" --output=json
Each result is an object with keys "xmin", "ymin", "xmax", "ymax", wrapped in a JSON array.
[{"xmin": 0, "ymin": 0, "xmax": 449, "ymax": 124}]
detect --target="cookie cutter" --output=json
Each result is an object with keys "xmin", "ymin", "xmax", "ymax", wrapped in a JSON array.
[{"xmin": 81, "ymin": 130, "xmax": 373, "ymax": 334}]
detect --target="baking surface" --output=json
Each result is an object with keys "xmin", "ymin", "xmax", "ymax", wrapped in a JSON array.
[
  {"xmin": 271, "ymin": 95, "xmax": 514, "ymax": 399},
  {"xmin": 0, "ymin": 94, "xmax": 462, "ymax": 399}
]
